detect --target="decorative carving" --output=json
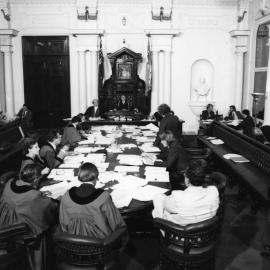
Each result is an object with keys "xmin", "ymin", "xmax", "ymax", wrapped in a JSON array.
[{"xmin": 194, "ymin": 77, "xmax": 211, "ymax": 102}]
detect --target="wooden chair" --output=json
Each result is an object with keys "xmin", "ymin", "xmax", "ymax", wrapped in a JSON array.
[
  {"xmin": 53, "ymin": 227, "xmax": 128, "ymax": 270},
  {"xmin": 0, "ymin": 223, "xmax": 30, "ymax": 270},
  {"xmin": 154, "ymin": 216, "xmax": 219, "ymax": 270}
]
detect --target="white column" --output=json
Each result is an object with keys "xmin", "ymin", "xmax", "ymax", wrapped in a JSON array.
[
  {"xmin": 234, "ymin": 48, "xmax": 245, "ymax": 109},
  {"xmin": 151, "ymin": 50, "xmax": 159, "ymax": 114},
  {"xmin": 264, "ymin": 28, "xmax": 270, "ymax": 125},
  {"xmin": 78, "ymin": 50, "xmax": 86, "ymax": 113},
  {"xmin": 1, "ymin": 46, "xmax": 14, "ymax": 118},
  {"xmin": 158, "ymin": 51, "xmax": 164, "ymax": 105},
  {"xmin": 85, "ymin": 50, "xmax": 92, "ymax": 107},
  {"xmin": 91, "ymin": 50, "xmax": 98, "ymax": 99},
  {"xmin": 164, "ymin": 50, "xmax": 172, "ymax": 106}
]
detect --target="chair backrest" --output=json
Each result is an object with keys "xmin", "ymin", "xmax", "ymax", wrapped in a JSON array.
[
  {"xmin": 261, "ymin": 125, "xmax": 270, "ymax": 141},
  {"xmin": 54, "ymin": 227, "xmax": 127, "ymax": 268},
  {"xmin": 154, "ymin": 216, "xmax": 219, "ymax": 254},
  {"xmin": 0, "ymin": 171, "xmax": 18, "ymax": 197}
]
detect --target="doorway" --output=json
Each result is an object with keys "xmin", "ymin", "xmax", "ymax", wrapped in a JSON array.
[{"xmin": 22, "ymin": 36, "xmax": 71, "ymax": 128}]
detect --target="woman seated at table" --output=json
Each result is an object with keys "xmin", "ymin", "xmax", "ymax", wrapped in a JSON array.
[
  {"xmin": 116, "ymin": 95, "xmax": 129, "ymax": 111},
  {"xmin": 152, "ymin": 160, "xmax": 220, "ymax": 226},
  {"xmin": 225, "ymin": 105, "xmax": 238, "ymax": 120},
  {"xmin": 201, "ymin": 104, "xmax": 215, "ymax": 120},
  {"xmin": 21, "ymin": 137, "xmax": 50, "ymax": 175},
  {"xmin": 59, "ymin": 162, "xmax": 126, "ymax": 238}
]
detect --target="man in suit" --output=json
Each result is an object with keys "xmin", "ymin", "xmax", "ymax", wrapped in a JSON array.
[
  {"xmin": 84, "ymin": 99, "xmax": 102, "ymax": 119},
  {"xmin": 39, "ymin": 130, "xmax": 68, "ymax": 169},
  {"xmin": 154, "ymin": 103, "xmax": 182, "ymax": 147},
  {"xmin": 236, "ymin": 109, "xmax": 255, "ymax": 137},
  {"xmin": 17, "ymin": 104, "xmax": 33, "ymax": 128},
  {"xmin": 59, "ymin": 162, "xmax": 126, "ymax": 238},
  {"xmin": 201, "ymin": 103, "xmax": 215, "ymax": 120},
  {"xmin": 154, "ymin": 130, "xmax": 188, "ymax": 190},
  {"xmin": 152, "ymin": 160, "xmax": 219, "ymax": 226},
  {"xmin": 61, "ymin": 116, "xmax": 84, "ymax": 147}
]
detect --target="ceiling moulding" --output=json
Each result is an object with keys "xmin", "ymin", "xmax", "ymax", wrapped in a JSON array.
[{"xmin": 10, "ymin": 0, "xmax": 76, "ymax": 5}]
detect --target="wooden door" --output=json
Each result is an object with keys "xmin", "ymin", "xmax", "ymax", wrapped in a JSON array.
[{"xmin": 22, "ymin": 36, "xmax": 70, "ymax": 128}]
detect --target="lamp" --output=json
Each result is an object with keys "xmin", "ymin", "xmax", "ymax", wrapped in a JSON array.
[
  {"xmin": 151, "ymin": 6, "xmax": 172, "ymax": 21},
  {"xmin": 77, "ymin": 6, "xmax": 98, "ymax": 21}
]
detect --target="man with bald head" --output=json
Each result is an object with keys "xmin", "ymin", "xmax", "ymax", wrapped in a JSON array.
[{"xmin": 84, "ymin": 99, "xmax": 102, "ymax": 119}]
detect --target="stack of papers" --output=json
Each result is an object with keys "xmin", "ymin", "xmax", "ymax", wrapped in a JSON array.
[
  {"xmin": 144, "ymin": 166, "xmax": 169, "ymax": 182},
  {"xmin": 210, "ymin": 139, "xmax": 224, "ymax": 145},
  {"xmin": 140, "ymin": 143, "xmax": 161, "ymax": 153},
  {"xmin": 117, "ymin": 154, "xmax": 143, "ymax": 166},
  {"xmin": 114, "ymin": 166, "xmax": 140, "ymax": 173},
  {"xmin": 223, "ymin": 153, "xmax": 249, "ymax": 163},
  {"xmin": 48, "ymin": 169, "xmax": 75, "ymax": 181},
  {"xmin": 132, "ymin": 185, "xmax": 168, "ymax": 201}
]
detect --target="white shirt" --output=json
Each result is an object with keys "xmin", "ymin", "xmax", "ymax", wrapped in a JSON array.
[
  {"xmin": 153, "ymin": 185, "xmax": 219, "ymax": 226},
  {"xmin": 48, "ymin": 142, "xmax": 56, "ymax": 151}
]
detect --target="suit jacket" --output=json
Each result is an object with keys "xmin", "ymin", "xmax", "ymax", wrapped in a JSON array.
[
  {"xmin": 154, "ymin": 114, "xmax": 182, "ymax": 146},
  {"xmin": 39, "ymin": 143, "xmax": 63, "ymax": 169},
  {"xmin": 59, "ymin": 184, "xmax": 126, "ymax": 238},
  {"xmin": 20, "ymin": 156, "xmax": 45, "ymax": 172},
  {"xmin": 152, "ymin": 186, "xmax": 219, "ymax": 226},
  {"xmin": 61, "ymin": 124, "xmax": 82, "ymax": 146},
  {"xmin": 17, "ymin": 108, "xmax": 33, "ymax": 128},
  {"xmin": 201, "ymin": 110, "xmax": 215, "ymax": 120},
  {"xmin": 237, "ymin": 116, "xmax": 255, "ymax": 137},
  {"xmin": 154, "ymin": 140, "xmax": 188, "ymax": 173},
  {"xmin": 117, "ymin": 101, "xmax": 129, "ymax": 110},
  {"xmin": 84, "ymin": 106, "xmax": 101, "ymax": 118}
]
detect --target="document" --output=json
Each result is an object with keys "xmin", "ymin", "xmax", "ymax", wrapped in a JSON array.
[
  {"xmin": 48, "ymin": 169, "xmax": 75, "ymax": 181},
  {"xmin": 111, "ymin": 189, "xmax": 133, "ymax": 208},
  {"xmin": 117, "ymin": 154, "xmax": 143, "ymax": 166},
  {"xmin": 78, "ymin": 137, "xmax": 95, "ymax": 145},
  {"xmin": 140, "ymin": 143, "xmax": 161, "ymax": 153},
  {"xmin": 114, "ymin": 166, "xmax": 140, "ymax": 173},
  {"xmin": 140, "ymin": 123, "xmax": 159, "ymax": 132},
  {"xmin": 119, "ymin": 143, "xmax": 138, "ymax": 149},
  {"xmin": 132, "ymin": 185, "xmax": 168, "ymax": 201},
  {"xmin": 144, "ymin": 166, "xmax": 170, "ymax": 182},
  {"xmin": 210, "ymin": 139, "xmax": 224, "ymax": 145}
]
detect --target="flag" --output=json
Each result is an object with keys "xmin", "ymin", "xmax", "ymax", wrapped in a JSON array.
[
  {"xmin": 145, "ymin": 35, "xmax": 152, "ymax": 96},
  {"xmin": 98, "ymin": 35, "xmax": 104, "ymax": 95}
]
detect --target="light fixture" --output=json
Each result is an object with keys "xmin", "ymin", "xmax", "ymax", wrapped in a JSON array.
[
  {"xmin": 151, "ymin": 6, "xmax": 172, "ymax": 22},
  {"xmin": 122, "ymin": 16, "xmax": 126, "ymax": 26},
  {"xmin": 77, "ymin": 6, "xmax": 98, "ymax": 21}
]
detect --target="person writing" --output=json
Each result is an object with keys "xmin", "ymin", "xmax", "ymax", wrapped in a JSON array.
[
  {"xmin": 225, "ymin": 105, "xmax": 238, "ymax": 120},
  {"xmin": 201, "ymin": 104, "xmax": 215, "ymax": 120},
  {"xmin": 84, "ymin": 99, "xmax": 102, "ymax": 119},
  {"xmin": 59, "ymin": 162, "xmax": 126, "ymax": 238}
]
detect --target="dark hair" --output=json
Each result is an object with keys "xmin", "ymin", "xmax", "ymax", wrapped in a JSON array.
[
  {"xmin": 22, "ymin": 138, "xmax": 37, "ymax": 155},
  {"xmin": 78, "ymin": 162, "xmax": 99, "ymax": 182},
  {"xmin": 47, "ymin": 130, "xmax": 59, "ymax": 142},
  {"xmin": 158, "ymin": 104, "xmax": 171, "ymax": 115},
  {"xmin": 206, "ymin": 104, "xmax": 213, "ymax": 110},
  {"xmin": 230, "ymin": 105, "xmax": 236, "ymax": 111},
  {"xmin": 72, "ymin": 116, "xmax": 82, "ymax": 123},
  {"xmin": 159, "ymin": 130, "xmax": 174, "ymax": 140},
  {"xmin": 153, "ymin": 112, "xmax": 163, "ymax": 122},
  {"xmin": 20, "ymin": 164, "xmax": 41, "ymax": 184},
  {"xmin": 242, "ymin": 109, "xmax": 250, "ymax": 116},
  {"xmin": 185, "ymin": 160, "xmax": 206, "ymax": 187}
]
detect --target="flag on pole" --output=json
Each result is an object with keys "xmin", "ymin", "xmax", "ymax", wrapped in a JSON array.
[
  {"xmin": 145, "ymin": 35, "xmax": 152, "ymax": 96},
  {"xmin": 98, "ymin": 35, "xmax": 104, "ymax": 95}
]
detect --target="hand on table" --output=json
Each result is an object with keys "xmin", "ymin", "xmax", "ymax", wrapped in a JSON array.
[{"xmin": 41, "ymin": 167, "xmax": 50, "ymax": 175}]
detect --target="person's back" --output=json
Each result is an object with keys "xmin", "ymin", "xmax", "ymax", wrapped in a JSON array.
[
  {"xmin": 163, "ymin": 185, "xmax": 219, "ymax": 225},
  {"xmin": 59, "ymin": 163, "xmax": 126, "ymax": 238},
  {"xmin": 61, "ymin": 116, "xmax": 82, "ymax": 146}
]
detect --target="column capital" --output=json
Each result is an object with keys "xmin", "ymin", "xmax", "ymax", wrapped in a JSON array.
[
  {"xmin": 71, "ymin": 29, "xmax": 105, "ymax": 37},
  {"xmin": 0, "ymin": 29, "xmax": 19, "ymax": 47},
  {"xmin": 144, "ymin": 29, "xmax": 181, "ymax": 37},
  {"xmin": 0, "ymin": 46, "xmax": 13, "ymax": 53}
]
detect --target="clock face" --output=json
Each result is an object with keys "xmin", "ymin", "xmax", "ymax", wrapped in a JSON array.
[{"xmin": 117, "ymin": 63, "xmax": 132, "ymax": 80}]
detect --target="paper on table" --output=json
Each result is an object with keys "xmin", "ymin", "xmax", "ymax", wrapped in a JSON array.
[
  {"xmin": 85, "ymin": 153, "xmax": 106, "ymax": 163},
  {"xmin": 74, "ymin": 146, "xmax": 105, "ymax": 154},
  {"xmin": 119, "ymin": 143, "xmax": 137, "ymax": 149},
  {"xmin": 78, "ymin": 137, "xmax": 95, "ymax": 145},
  {"xmin": 140, "ymin": 123, "xmax": 159, "ymax": 132},
  {"xmin": 144, "ymin": 166, "xmax": 169, "ymax": 182},
  {"xmin": 210, "ymin": 139, "xmax": 224, "ymax": 145},
  {"xmin": 48, "ymin": 169, "xmax": 75, "ymax": 181},
  {"xmin": 132, "ymin": 185, "xmax": 168, "ymax": 201},
  {"xmin": 114, "ymin": 166, "xmax": 140, "ymax": 172},
  {"xmin": 140, "ymin": 144, "xmax": 161, "ymax": 153},
  {"xmin": 110, "ymin": 189, "xmax": 133, "ymax": 208},
  {"xmin": 64, "ymin": 154, "xmax": 85, "ymax": 163},
  {"xmin": 223, "ymin": 153, "xmax": 242, "ymax": 159},
  {"xmin": 59, "ymin": 162, "xmax": 81, "ymax": 169},
  {"xmin": 95, "ymin": 137, "xmax": 114, "ymax": 145},
  {"xmin": 142, "ymin": 131, "xmax": 157, "ymax": 137}
]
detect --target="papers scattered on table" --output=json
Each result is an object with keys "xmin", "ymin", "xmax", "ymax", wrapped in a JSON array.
[
  {"xmin": 140, "ymin": 143, "xmax": 161, "ymax": 153},
  {"xmin": 64, "ymin": 154, "xmax": 85, "ymax": 163},
  {"xmin": 210, "ymin": 139, "xmax": 224, "ymax": 145},
  {"xmin": 106, "ymin": 146, "xmax": 123, "ymax": 153},
  {"xmin": 140, "ymin": 123, "xmax": 159, "ymax": 132},
  {"xmin": 48, "ymin": 169, "xmax": 75, "ymax": 181},
  {"xmin": 132, "ymin": 185, "xmax": 168, "ymax": 201},
  {"xmin": 144, "ymin": 166, "xmax": 169, "ymax": 182},
  {"xmin": 59, "ymin": 162, "xmax": 81, "ymax": 169},
  {"xmin": 78, "ymin": 137, "xmax": 95, "ymax": 145},
  {"xmin": 119, "ymin": 143, "xmax": 137, "ymax": 149},
  {"xmin": 84, "ymin": 153, "xmax": 106, "ymax": 163},
  {"xmin": 114, "ymin": 166, "xmax": 140, "ymax": 173},
  {"xmin": 91, "ymin": 125, "xmax": 117, "ymax": 131},
  {"xmin": 40, "ymin": 179, "xmax": 81, "ymax": 199},
  {"xmin": 74, "ymin": 146, "xmax": 105, "ymax": 154},
  {"xmin": 95, "ymin": 137, "xmax": 114, "ymax": 145},
  {"xmin": 206, "ymin": 137, "xmax": 216, "ymax": 140},
  {"xmin": 117, "ymin": 154, "xmax": 143, "ymax": 166},
  {"xmin": 223, "ymin": 153, "xmax": 249, "ymax": 163},
  {"xmin": 142, "ymin": 131, "xmax": 157, "ymax": 137},
  {"xmin": 111, "ymin": 189, "xmax": 133, "ymax": 208},
  {"xmin": 135, "ymin": 136, "xmax": 155, "ymax": 143}
]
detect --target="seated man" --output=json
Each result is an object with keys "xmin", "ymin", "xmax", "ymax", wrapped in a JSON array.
[
  {"xmin": 84, "ymin": 99, "xmax": 102, "ymax": 119},
  {"xmin": 154, "ymin": 130, "xmax": 188, "ymax": 190},
  {"xmin": 0, "ymin": 164, "xmax": 58, "ymax": 270},
  {"xmin": 61, "ymin": 116, "xmax": 84, "ymax": 147},
  {"xmin": 201, "ymin": 103, "xmax": 215, "ymax": 120},
  {"xmin": 59, "ymin": 162, "xmax": 126, "ymax": 238},
  {"xmin": 40, "ymin": 130, "xmax": 68, "ymax": 169},
  {"xmin": 236, "ymin": 109, "xmax": 255, "ymax": 137},
  {"xmin": 152, "ymin": 160, "xmax": 220, "ymax": 226},
  {"xmin": 116, "ymin": 95, "xmax": 129, "ymax": 111}
]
